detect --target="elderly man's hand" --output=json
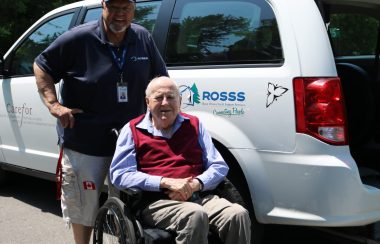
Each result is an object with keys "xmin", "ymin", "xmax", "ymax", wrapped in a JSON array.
[{"xmin": 161, "ymin": 177, "xmax": 197, "ymax": 201}]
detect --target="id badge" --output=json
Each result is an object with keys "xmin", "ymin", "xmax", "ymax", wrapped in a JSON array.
[{"xmin": 117, "ymin": 83, "xmax": 128, "ymax": 103}]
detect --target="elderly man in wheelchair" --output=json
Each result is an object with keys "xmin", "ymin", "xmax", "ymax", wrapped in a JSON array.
[{"xmin": 94, "ymin": 76, "xmax": 251, "ymax": 244}]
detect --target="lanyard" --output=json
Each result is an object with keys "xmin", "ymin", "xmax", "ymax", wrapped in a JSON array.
[{"xmin": 108, "ymin": 46, "xmax": 127, "ymax": 82}]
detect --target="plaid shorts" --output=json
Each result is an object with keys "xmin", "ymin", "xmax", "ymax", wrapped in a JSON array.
[{"xmin": 61, "ymin": 148, "xmax": 111, "ymax": 227}]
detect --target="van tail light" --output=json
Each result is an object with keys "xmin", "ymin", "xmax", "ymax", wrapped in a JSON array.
[{"xmin": 293, "ymin": 77, "xmax": 348, "ymax": 145}]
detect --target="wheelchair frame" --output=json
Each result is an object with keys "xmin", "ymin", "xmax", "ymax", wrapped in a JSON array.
[{"xmin": 93, "ymin": 178, "xmax": 246, "ymax": 244}]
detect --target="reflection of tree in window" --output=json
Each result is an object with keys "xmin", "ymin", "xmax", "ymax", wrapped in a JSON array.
[
  {"xmin": 175, "ymin": 14, "xmax": 250, "ymax": 63},
  {"xmin": 11, "ymin": 14, "xmax": 73, "ymax": 76},
  {"xmin": 229, "ymin": 19, "xmax": 282, "ymax": 62},
  {"xmin": 12, "ymin": 31, "xmax": 62, "ymax": 75},
  {"xmin": 168, "ymin": 13, "xmax": 282, "ymax": 65},
  {"xmin": 134, "ymin": 4, "xmax": 159, "ymax": 33}
]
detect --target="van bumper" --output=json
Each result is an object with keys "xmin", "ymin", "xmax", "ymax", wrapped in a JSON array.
[{"xmin": 233, "ymin": 135, "xmax": 380, "ymax": 227}]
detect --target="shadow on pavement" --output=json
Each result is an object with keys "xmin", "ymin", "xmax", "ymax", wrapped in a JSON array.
[{"xmin": 0, "ymin": 171, "xmax": 62, "ymax": 216}]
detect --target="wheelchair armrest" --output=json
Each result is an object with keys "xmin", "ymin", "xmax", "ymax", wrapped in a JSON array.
[
  {"xmin": 120, "ymin": 187, "xmax": 143, "ymax": 211},
  {"xmin": 111, "ymin": 128, "xmax": 119, "ymax": 137},
  {"xmin": 121, "ymin": 187, "xmax": 143, "ymax": 197}
]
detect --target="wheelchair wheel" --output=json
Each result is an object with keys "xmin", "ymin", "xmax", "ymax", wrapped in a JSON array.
[{"xmin": 93, "ymin": 197, "xmax": 137, "ymax": 244}]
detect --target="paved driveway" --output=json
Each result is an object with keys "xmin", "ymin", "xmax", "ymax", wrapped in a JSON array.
[{"xmin": 0, "ymin": 172, "xmax": 74, "ymax": 244}]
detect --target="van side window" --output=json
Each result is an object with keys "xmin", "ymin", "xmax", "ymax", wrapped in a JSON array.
[
  {"xmin": 83, "ymin": 1, "xmax": 162, "ymax": 33},
  {"xmin": 10, "ymin": 13, "xmax": 74, "ymax": 76},
  {"xmin": 165, "ymin": 0, "xmax": 283, "ymax": 66},
  {"xmin": 83, "ymin": 8, "xmax": 101, "ymax": 23},
  {"xmin": 329, "ymin": 13, "xmax": 379, "ymax": 56}
]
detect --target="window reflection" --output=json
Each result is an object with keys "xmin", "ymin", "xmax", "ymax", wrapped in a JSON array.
[
  {"xmin": 11, "ymin": 13, "xmax": 74, "ymax": 76},
  {"xmin": 134, "ymin": 2, "xmax": 161, "ymax": 33},
  {"xmin": 166, "ymin": 0, "xmax": 283, "ymax": 66},
  {"xmin": 83, "ymin": 8, "xmax": 102, "ymax": 23}
]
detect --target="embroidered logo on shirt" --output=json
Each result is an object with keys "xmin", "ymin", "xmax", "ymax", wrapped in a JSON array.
[
  {"xmin": 131, "ymin": 56, "xmax": 149, "ymax": 62},
  {"xmin": 83, "ymin": 181, "xmax": 96, "ymax": 190}
]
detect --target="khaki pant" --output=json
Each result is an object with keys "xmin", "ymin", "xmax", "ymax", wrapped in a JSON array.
[{"xmin": 141, "ymin": 195, "xmax": 251, "ymax": 244}]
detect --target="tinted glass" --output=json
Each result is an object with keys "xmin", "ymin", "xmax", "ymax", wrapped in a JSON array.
[
  {"xmin": 166, "ymin": 0, "xmax": 283, "ymax": 66},
  {"xmin": 329, "ymin": 13, "xmax": 379, "ymax": 56},
  {"xmin": 134, "ymin": 1, "xmax": 161, "ymax": 33},
  {"xmin": 83, "ymin": 7, "xmax": 102, "ymax": 23},
  {"xmin": 11, "ymin": 13, "xmax": 74, "ymax": 76},
  {"xmin": 83, "ymin": 1, "xmax": 161, "ymax": 33}
]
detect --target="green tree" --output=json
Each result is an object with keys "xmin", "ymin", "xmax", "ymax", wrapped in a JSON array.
[{"xmin": 0, "ymin": 0, "xmax": 77, "ymax": 55}]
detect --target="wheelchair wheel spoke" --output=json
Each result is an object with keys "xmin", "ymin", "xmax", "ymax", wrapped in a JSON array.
[
  {"xmin": 101, "ymin": 210, "xmax": 122, "ymax": 243},
  {"xmin": 93, "ymin": 197, "xmax": 137, "ymax": 244}
]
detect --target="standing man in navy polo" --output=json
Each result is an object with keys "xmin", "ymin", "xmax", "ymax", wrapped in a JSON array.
[{"xmin": 33, "ymin": 0, "xmax": 168, "ymax": 243}]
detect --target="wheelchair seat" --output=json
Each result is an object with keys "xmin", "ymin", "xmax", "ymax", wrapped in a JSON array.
[{"xmin": 93, "ymin": 178, "xmax": 246, "ymax": 244}]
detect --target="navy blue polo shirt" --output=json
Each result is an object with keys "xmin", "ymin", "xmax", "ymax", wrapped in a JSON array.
[{"xmin": 35, "ymin": 18, "xmax": 168, "ymax": 156}]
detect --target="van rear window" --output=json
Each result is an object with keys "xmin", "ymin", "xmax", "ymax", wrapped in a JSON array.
[{"xmin": 165, "ymin": 0, "xmax": 283, "ymax": 66}]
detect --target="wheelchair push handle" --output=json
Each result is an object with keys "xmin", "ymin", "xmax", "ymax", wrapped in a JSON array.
[{"xmin": 111, "ymin": 128, "xmax": 120, "ymax": 138}]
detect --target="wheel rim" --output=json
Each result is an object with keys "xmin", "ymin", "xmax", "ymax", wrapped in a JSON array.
[
  {"xmin": 100, "ymin": 207, "xmax": 125, "ymax": 244},
  {"xmin": 94, "ymin": 198, "xmax": 137, "ymax": 244}
]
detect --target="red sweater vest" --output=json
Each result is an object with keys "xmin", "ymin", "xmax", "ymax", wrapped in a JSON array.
[{"xmin": 129, "ymin": 113, "xmax": 204, "ymax": 178}]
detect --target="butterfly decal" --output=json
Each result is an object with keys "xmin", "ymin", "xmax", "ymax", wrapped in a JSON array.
[{"xmin": 266, "ymin": 82, "xmax": 289, "ymax": 107}]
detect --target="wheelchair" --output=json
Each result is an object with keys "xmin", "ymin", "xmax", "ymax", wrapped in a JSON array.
[{"xmin": 93, "ymin": 178, "xmax": 247, "ymax": 244}]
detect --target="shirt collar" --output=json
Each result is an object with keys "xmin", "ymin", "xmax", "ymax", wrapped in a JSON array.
[{"xmin": 137, "ymin": 111, "xmax": 189, "ymax": 136}]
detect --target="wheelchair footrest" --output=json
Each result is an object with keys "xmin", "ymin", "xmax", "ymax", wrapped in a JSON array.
[{"xmin": 143, "ymin": 228, "xmax": 175, "ymax": 244}]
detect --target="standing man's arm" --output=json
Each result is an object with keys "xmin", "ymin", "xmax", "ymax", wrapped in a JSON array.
[{"xmin": 34, "ymin": 63, "xmax": 82, "ymax": 128}]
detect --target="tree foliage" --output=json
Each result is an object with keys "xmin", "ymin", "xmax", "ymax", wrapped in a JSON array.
[
  {"xmin": 134, "ymin": 5, "xmax": 156, "ymax": 33},
  {"xmin": 0, "ymin": 0, "xmax": 77, "ymax": 54},
  {"xmin": 180, "ymin": 14, "xmax": 250, "ymax": 54}
]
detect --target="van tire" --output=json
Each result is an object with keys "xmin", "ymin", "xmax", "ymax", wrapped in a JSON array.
[
  {"xmin": 0, "ymin": 167, "xmax": 7, "ymax": 187},
  {"xmin": 213, "ymin": 140, "xmax": 264, "ymax": 244},
  {"xmin": 228, "ymin": 168, "xmax": 265, "ymax": 244}
]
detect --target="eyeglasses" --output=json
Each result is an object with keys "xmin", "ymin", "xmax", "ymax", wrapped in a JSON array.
[{"xmin": 105, "ymin": 4, "xmax": 135, "ymax": 14}]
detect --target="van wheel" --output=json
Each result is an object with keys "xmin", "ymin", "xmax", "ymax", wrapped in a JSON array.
[
  {"xmin": 237, "ymin": 182, "xmax": 265, "ymax": 244},
  {"xmin": 225, "ymin": 176, "xmax": 265, "ymax": 244},
  {"xmin": 0, "ymin": 167, "xmax": 7, "ymax": 186},
  {"xmin": 216, "ymin": 178, "xmax": 263, "ymax": 243},
  {"xmin": 213, "ymin": 140, "xmax": 265, "ymax": 244}
]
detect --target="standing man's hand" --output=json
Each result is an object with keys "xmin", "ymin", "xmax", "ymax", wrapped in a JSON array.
[
  {"xmin": 49, "ymin": 102, "xmax": 83, "ymax": 128},
  {"xmin": 34, "ymin": 63, "xmax": 83, "ymax": 128}
]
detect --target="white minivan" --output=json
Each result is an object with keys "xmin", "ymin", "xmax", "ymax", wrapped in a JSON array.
[{"xmin": 1, "ymin": 0, "xmax": 380, "ymax": 242}]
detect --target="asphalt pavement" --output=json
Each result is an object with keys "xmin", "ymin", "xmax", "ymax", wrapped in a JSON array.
[
  {"xmin": 1, "ymin": 171, "xmax": 378, "ymax": 244},
  {"xmin": 0, "ymin": 172, "xmax": 74, "ymax": 244}
]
